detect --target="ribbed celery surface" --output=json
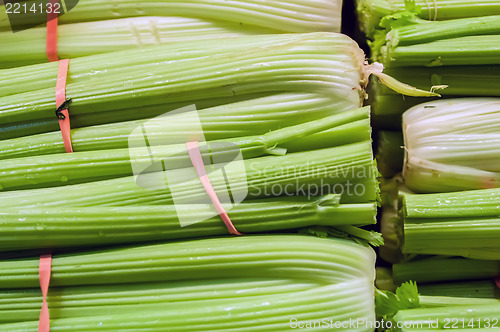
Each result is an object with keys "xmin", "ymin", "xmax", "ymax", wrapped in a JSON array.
[
  {"xmin": 0, "ymin": 109, "xmax": 371, "ymax": 190},
  {"xmin": 400, "ymin": 188, "xmax": 500, "ymax": 259},
  {"xmin": 0, "ymin": 235, "xmax": 376, "ymax": 331},
  {"xmin": 0, "ymin": 0, "xmax": 343, "ymax": 33},
  {"xmin": 403, "ymin": 98, "xmax": 500, "ymax": 193},
  {"xmin": 0, "ymin": 141, "xmax": 378, "ymax": 206},
  {"xmin": 0, "ymin": 32, "xmax": 366, "ymax": 138},
  {"xmin": 356, "ymin": 0, "xmax": 500, "ymax": 38}
]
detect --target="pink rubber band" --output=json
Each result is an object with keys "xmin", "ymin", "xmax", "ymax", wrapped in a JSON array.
[
  {"xmin": 38, "ymin": 254, "xmax": 52, "ymax": 332},
  {"xmin": 46, "ymin": 0, "xmax": 59, "ymax": 62},
  {"xmin": 186, "ymin": 141, "xmax": 242, "ymax": 236},
  {"xmin": 55, "ymin": 59, "xmax": 73, "ymax": 153},
  {"xmin": 495, "ymin": 277, "xmax": 500, "ymax": 289}
]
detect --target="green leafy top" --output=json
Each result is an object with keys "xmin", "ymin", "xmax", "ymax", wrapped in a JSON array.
[{"xmin": 375, "ymin": 281, "xmax": 421, "ymax": 319}]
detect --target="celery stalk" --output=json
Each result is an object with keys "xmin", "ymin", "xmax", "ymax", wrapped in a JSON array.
[
  {"xmin": 0, "ymin": 197, "xmax": 377, "ymax": 252},
  {"xmin": 393, "ymin": 258, "xmax": 500, "ymax": 284}
]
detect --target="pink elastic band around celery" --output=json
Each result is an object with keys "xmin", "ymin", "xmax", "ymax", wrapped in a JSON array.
[
  {"xmin": 46, "ymin": 0, "xmax": 59, "ymax": 62},
  {"xmin": 186, "ymin": 141, "xmax": 242, "ymax": 236},
  {"xmin": 56, "ymin": 59, "xmax": 73, "ymax": 153},
  {"xmin": 495, "ymin": 278, "xmax": 500, "ymax": 289},
  {"xmin": 38, "ymin": 254, "xmax": 52, "ymax": 332}
]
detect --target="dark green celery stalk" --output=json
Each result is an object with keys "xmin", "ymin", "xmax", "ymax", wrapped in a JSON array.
[
  {"xmin": 393, "ymin": 258, "xmax": 500, "ymax": 284},
  {"xmin": 389, "ymin": 15, "xmax": 500, "ymax": 46},
  {"xmin": 381, "ymin": 35, "xmax": 500, "ymax": 67},
  {"xmin": 376, "ymin": 131, "xmax": 404, "ymax": 178},
  {"xmin": 0, "ymin": 109, "xmax": 369, "ymax": 191},
  {"xmin": 356, "ymin": 0, "xmax": 500, "ymax": 38},
  {"xmin": 0, "ymin": 196, "xmax": 377, "ymax": 252},
  {"xmin": 378, "ymin": 66, "xmax": 500, "ymax": 97},
  {"xmin": 418, "ymin": 280, "xmax": 500, "ymax": 299},
  {"xmin": 0, "ymin": 141, "xmax": 378, "ymax": 208}
]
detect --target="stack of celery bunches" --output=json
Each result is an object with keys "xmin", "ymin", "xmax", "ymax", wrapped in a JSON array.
[
  {"xmin": 0, "ymin": 1, "xmax": 387, "ymax": 331},
  {"xmin": 356, "ymin": 0, "xmax": 500, "ymax": 330},
  {"xmin": 0, "ymin": 0, "xmax": 498, "ymax": 331}
]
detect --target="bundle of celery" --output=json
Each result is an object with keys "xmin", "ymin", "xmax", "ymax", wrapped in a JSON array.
[
  {"xmin": 0, "ymin": 0, "xmax": 343, "ymax": 33},
  {"xmin": 356, "ymin": 0, "xmax": 500, "ymax": 38},
  {"xmin": 0, "ymin": 235, "xmax": 377, "ymax": 331},
  {"xmin": 399, "ymin": 188, "xmax": 500, "ymax": 259},
  {"xmin": 0, "ymin": 32, "xmax": 368, "ymax": 138},
  {"xmin": 402, "ymin": 98, "xmax": 500, "ymax": 193},
  {"xmin": 377, "ymin": 282, "xmax": 500, "ymax": 332}
]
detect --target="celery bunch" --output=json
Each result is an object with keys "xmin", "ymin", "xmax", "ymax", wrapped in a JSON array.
[
  {"xmin": 400, "ymin": 188, "xmax": 500, "ymax": 260},
  {"xmin": 0, "ymin": 0, "xmax": 343, "ymax": 33},
  {"xmin": 0, "ymin": 235, "xmax": 377, "ymax": 331},
  {"xmin": 402, "ymin": 98, "xmax": 500, "ymax": 193}
]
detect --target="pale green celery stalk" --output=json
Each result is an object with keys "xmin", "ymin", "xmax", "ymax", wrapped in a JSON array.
[
  {"xmin": 393, "ymin": 258, "xmax": 500, "ymax": 284},
  {"xmin": 0, "ymin": 33, "xmax": 365, "ymax": 135},
  {"xmin": 0, "ymin": 16, "xmax": 278, "ymax": 68},
  {"xmin": 356, "ymin": 0, "xmax": 500, "ymax": 38},
  {"xmin": 0, "ymin": 109, "xmax": 369, "ymax": 191},
  {"xmin": 0, "ymin": 141, "xmax": 378, "ymax": 208},
  {"xmin": 381, "ymin": 35, "xmax": 500, "ymax": 67},
  {"xmin": 0, "ymin": 97, "xmax": 366, "ymax": 159},
  {"xmin": 377, "ymin": 66, "xmax": 500, "ymax": 97},
  {"xmin": 376, "ymin": 131, "xmax": 404, "ymax": 178},
  {"xmin": 403, "ymin": 98, "xmax": 500, "ymax": 193},
  {"xmin": 0, "ymin": 0, "xmax": 343, "ymax": 33},
  {"xmin": 402, "ymin": 188, "xmax": 500, "ymax": 218},
  {"xmin": 0, "ymin": 235, "xmax": 376, "ymax": 289},
  {"xmin": 0, "ymin": 282, "xmax": 375, "ymax": 332},
  {"xmin": 0, "ymin": 196, "xmax": 377, "ymax": 252},
  {"xmin": 0, "ymin": 278, "xmax": 318, "ymax": 323},
  {"xmin": 0, "ymin": 92, "xmax": 353, "ymax": 144},
  {"xmin": 393, "ymin": 303, "xmax": 500, "ymax": 331},
  {"xmin": 418, "ymin": 280, "xmax": 500, "ymax": 299}
]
